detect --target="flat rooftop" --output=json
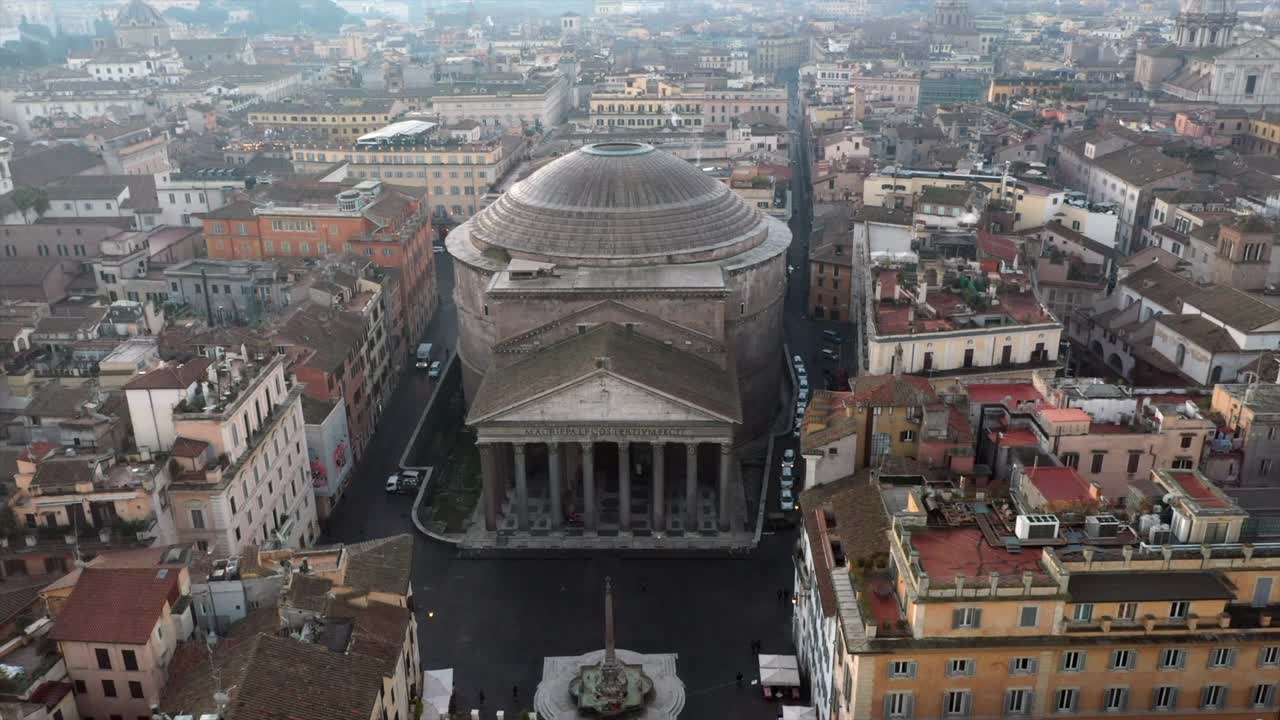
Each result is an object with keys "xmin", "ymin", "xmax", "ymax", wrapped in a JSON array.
[{"xmin": 910, "ymin": 527, "xmax": 1044, "ymax": 584}]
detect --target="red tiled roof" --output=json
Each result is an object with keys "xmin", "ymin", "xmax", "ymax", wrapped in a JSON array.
[
  {"xmin": 847, "ymin": 374, "xmax": 938, "ymax": 406},
  {"xmin": 171, "ymin": 437, "xmax": 210, "ymax": 459},
  {"xmin": 878, "ymin": 269, "xmax": 898, "ymax": 300},
  {"xmin": 49, "ymin": 568, "xmax": 179, "ymax": 644},
  {"xmin": 977, "ymin": 232, "xmax": 1019, "ymax": 263},
  {"xmin": 18, "ymin": 440, "xmax": 58, "ymax": 463},
  {"xmin": 124, "ymin": 357, "xmax": 212, "ymax": 391},
  {"xmin": 965, "ymin": 383, "xmax": 1043, "ymax": 405},
  {"xmin": 28, "ymin": 682, "xmax": 73, "ymax": 709},
  {"xmin": 1172, "ymin": 470, "xmax": 1229, "ymax": 509},
  {"xmin": 1025, "ymin": 466, "xmax": 1095, "ymax": 504},
  {"xmin": 991, "ymin": 428, "xmax": 1040, "ymax": 447}
]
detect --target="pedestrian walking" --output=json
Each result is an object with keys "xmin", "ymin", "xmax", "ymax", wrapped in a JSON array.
[
  {"xmin": 513, "ymin": 684, "xmax": 519, "ymax": 699},
  {"xmin": 478, "ymin": 690, "xmax": 485, "ymax": 705},
  {"xmin": 735, "ymin": 671, "xmax": 744, "ymax": 688}
]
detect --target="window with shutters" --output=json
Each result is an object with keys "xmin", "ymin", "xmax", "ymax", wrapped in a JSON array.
[
  {"xmin": 946, "ymin": 658, "xmax": 974, "ymax": 677},
  {"xmin": 1110, "ymin": 649, "xmax": 1136, "ymax": 670},
  {"xmin": 888, "ymin": 660, "xmax": 916, "ymax": 679},
  {"xmin": 1072, "ymin": 603, "xmax": 1094, "ymax": 622},
  {"xmin": 952, "ymin": 607, "xmax": 982, "ymax": 629},
  {"xmin": 942, "ymin": 690, "xmax": 970, "ymax": 717},
  {"xmin": 1253, "ymin": 683, "xmax": 1278, "ymax": 708},
  {"xmin": 1019, "ymin": 606, "xmax": 1038, "ymax": 627},
  {"xmin": 1005, "ymin": 688, "xmax": 1032, "ymax": 716},
  {"xmin": 1152, "ymin": 686, "xmax": 1177, "ymax": 710},
  {"xmin": 1201, "ymin": 685, "xmax": 1226, "ymax": 708},
  {"xmin": 1261, "ymin": 646, "xmax": 1280, "ymax": 666},
  {"xmin": 1103, "ymin": 687, "xmax": 1128, "ymax": 711},
  {"xmin": 1160, "ymin": 649, "xmax": 1186, "ymax": 670},
  {"xmin": 1209, "ymin": 647, "xmax": 1235, "ymax": 668},
  {"xmin": 1169, "ymin": 601, "xmax": 1190, "ymax": 619},
  {"xmin": 885, "ymin": 691, "xmax": 913, "ymax": 718},
  {"xmin": 1116, "ymin": 602, "xmax": 1138, "ymax": 621},
  {"xmin": 1060, "ymin": 651, "xmax": 1085, "ymax": 672},
  {"xmin": 1055, "ymin": 688, "xmax": 1078, "ymax": 713},
  {"xmin": 1009, "ymin": 657, "xmax": 1037, "ymax": 675}
]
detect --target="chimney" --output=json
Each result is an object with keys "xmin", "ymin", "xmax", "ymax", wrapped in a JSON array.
[
  {"xmin": 1021, "ymin": 571, "xmax": 1033, "ymax": 593},
  {"xmin": 988, "ymin": 572, "xmax": 999, "ymax": 594},
  {"xmin": 954, "ymin": 573, "xmax": 966, "ymax": 595},
  {"xmin": 1121, "ymin": 544, "xmax": 1133, "ymax": 567}
]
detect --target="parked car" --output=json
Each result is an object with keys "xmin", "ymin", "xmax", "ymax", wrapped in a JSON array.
[
  {"xmin": 798, "ymin": 375, "xmax": 809, "ymax": 389},
  {"xmin": 781, "ymin": 465, "xmax": 795, "ymax": 489},
  {"xmin": 798, "ymin": 388, "xmax": 809, "ymax": 403},
  {"xmin": 399, "ymin": 470, "xmax": 422, "ymax": 491},
  {"xmin": 783, "ymin": 449, "xmax": 796, "ymax": 466},
  {"xmin": 780, "ymin": 487, "xmax": 796, "ymax": 511},
  {"xmin": 796, "ymin": 364, "xmax": 807, "ymax": 376},
  {"xmin": 792, "ymin": 354, "xmax": 803, "ymax": 367},
  {"xmin": 821, "ymin": 348, "xmax": 839, "ymax": 362},
  {"xmin": 793, "ymin": 416, "xmax": 802, "ymax": 438},
  {"xmin": 428, "ymin": 360, "xmax": 442, "ymax": 378},
  {"xmin": 823, "ymin": 329, "xmax": 843, "ymax": 343},
  {"xmin": 385, "ymin": 474, "xmax": 402, "ymax": 493}
]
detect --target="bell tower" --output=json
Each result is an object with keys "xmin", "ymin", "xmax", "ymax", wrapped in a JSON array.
[{"xmin": 1176, "ymin": 0, "xmax": 1237, "ymax": 48}]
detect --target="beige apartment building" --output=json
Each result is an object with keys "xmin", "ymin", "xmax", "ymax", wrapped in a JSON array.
[
  {"xmin": 51, "ymin": 566, "xmax": 193, "ymax": 720},
  {"xmin": 1034, "ymin": 403, "xmax": 1213, "ymax": 500},
  {"xmin": 798, "ymin": 467, "xmax": 1280, "ymax": 720},
  {"xmin": 246, "ymin": 99, "xmax": 404, "ymax": 136},
  {"xmin": 125, "ymin": 355, "xmax": 319, "ymax": 554},
  {"xmin": 290, "ymin": 135, "xmax": 525, "ymax": 220}
]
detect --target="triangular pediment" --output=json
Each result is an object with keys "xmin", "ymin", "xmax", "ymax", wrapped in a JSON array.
[
  {"xmin": 495, "ymin": 299, "xmax": 721, "ymax": 352},
  {"xmin": 475, "ymin": 372, "xmax": 735, "ymax": 425},
  {"xmin": 1216, "ymin": 38, "xmax": 1280, "ymax": 61}
]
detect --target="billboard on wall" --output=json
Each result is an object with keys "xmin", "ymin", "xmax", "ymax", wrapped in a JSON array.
[{"xmin": 306, "ymin": 398, "xmax": 352, "ymax": 497}]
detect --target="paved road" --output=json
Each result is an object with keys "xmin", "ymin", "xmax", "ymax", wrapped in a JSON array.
[{"xmin": 321, "ymin": 108, "xmax": 837, "ymax": 718}]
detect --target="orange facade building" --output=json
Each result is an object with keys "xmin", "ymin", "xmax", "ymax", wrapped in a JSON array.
[{"xmin": 201, "ymin": 180, "xmax": 437, "ymax": 352}]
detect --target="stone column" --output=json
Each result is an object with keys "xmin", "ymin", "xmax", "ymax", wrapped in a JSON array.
[
  {"xmin": 582, "ymin": 441, "xmax": 596, "ymax": 530},
  {"xmin": 548, "ymin": 442, "xmax": 563, "ymax": 530},
  {"xmin": 718, "ymin": 442, "xmax": 732, "ymax": 532},
  {"xmin": 685, "ymin": 443, "xmax": 698, "ymax": 530},
  {"xmin": 513, "ymin": 442, "xmax": 529, "ymax": 531},
  {"xmin": 479, "ymin": 443, "xmax": 498, "ymax": 531},
  {"xmin": 652, "ymin": 442, "xmax": 665, "ymax": 532},
  {"xmin": 618, "ymin": 441, "xmax": 631, "ymax": 532}
]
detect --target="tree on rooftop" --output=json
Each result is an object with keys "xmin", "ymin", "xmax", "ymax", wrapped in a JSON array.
[{"xmin": 11, "ymin": 188, "xmax": 49, "ymax": 218}]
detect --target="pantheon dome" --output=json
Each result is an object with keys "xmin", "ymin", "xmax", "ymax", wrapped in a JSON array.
[
  {"xmin": 446, "ymin": 142, "xmax": 790, "ymax": 542},
  {"xmin": 467, "ymin": 142, "xmax": 772, "ymax": 266}
]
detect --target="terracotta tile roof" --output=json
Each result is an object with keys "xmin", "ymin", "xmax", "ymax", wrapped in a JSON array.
[
  {"xmin": 171, "ymin": 437, "xmax": 210, "ymax": 459},
  {"xmin": 1024, "ymin": 466, "xmax": 1095, "ymax": 505},
  {"xmin": 163, "ymin": 612, "xmax": 391, "ymax": 720},
  {"xmin": 799, "ymin": 470, "xmax": 892, "ymax": 566},
  {"xmin": 847, "ymin": 374, "xmax": 938, "ymax": 406},
  {"xmin": 341, "ymin": 534, "xmax": 413, "ymax": 597},
  {"xmin": 124, "ymin": 357, "xmax": 212, "ymax": 391},
  {"xmin": 49, "ymin": 567, "xmax": 180, "ymax": 644}
]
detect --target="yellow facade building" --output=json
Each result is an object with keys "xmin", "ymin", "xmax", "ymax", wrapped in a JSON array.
[{"xmin": 796, "ymin": 467, "xmax": 1280, "ymax": 720}]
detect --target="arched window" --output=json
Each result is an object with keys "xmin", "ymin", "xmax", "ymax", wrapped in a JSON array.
[{"xmin": 1175, "ymin": 343, "xmax": 1187, "ymax": 366}]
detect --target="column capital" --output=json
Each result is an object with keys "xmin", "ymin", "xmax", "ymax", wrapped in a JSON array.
[
  {"xmin": 686, "ymin": 443, "xmax": 698, "ymax": 457},
  {"xmin": 720, "ymin": 442, "xmax": 732, "ymax": 454},
  {"xmin": 580, "ymin": 440, "xmax": 594, "ymax": 451},
  {"xmin": 512, "ymin": 442, "xmax": 525, "ymax": 456},
  {"xmin": 548, "ymin": 441, "xmax": 561, "ymax": 455}
]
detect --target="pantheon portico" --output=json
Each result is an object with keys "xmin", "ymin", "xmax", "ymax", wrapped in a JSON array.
[{"xmin": 447, "ymin": 142, "xmax": 790, "ymax": 548}]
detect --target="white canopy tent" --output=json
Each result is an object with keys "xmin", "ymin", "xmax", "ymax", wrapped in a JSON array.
[
  {"xmin": 758, "ymin": 654, "xmax": 801, "ymax": 687},
  {"xmin": 782, "ymin": 706, "xmax": 819, "ymax": 720},
  {"xmin": 422, "ymin": 668, "xmax": 454, "ymax": 720}
]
